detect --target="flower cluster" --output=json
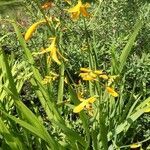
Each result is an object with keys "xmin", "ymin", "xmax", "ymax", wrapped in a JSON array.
[
  {"xmin": 79, "ymin": 67, "xmax": 119, "ymax": 97},
  {"xmin": 24, "ymin": 1, "xmax": 119, "ymax": 115},
  {"xmin": 24, "ymin": 0, "xmax": 90, "ymax": 66},
  {"xmin": 79, "ymin": 68, "xmax": 106, "ymax": 80},
  {"xmin": 73, "ymin": 68, "xmax": 119, "ymax": 113}
]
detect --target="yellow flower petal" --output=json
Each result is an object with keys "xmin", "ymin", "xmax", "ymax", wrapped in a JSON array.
[
  {"xmin": 94, "ymin": 70, "xmax": 103, "ymax": 75},
  {"xmin": 80, "ymin": 68, "xmax": 91, "ymax": 72},
  {"xmin": 87, "ymin": 96, "xmax": 96, "ymax": 103},
  {"xmin": 84, "ymin": 76, "xmax": 94, "ymax": 80},
  {"xmin": 79, "ymin": 69, "xmax": 97, "ymax": 81},
  {"xmin": 144, "ymin": 107, "xmax": 150, "ymax": 112},
  {"xmin": 50, "ymin": 47, "xmax": 61, "ymax": 65},
  {"xmin": 79, "ymin": 72, "xmax": 88, "ymax": 78},
  {"xmin": 130, "ymin": 143, "xmax": 141, "ymax": 148},
  {"xmin": 33, "ymin": 37, "xmax": 65, "ymax": 65},
  {"xmin": 79, "ymin": 73, "xmax": 95, "ymax": 80},
  {"xmin": 80, "ymin": 6, "xmax": 89, "ymax": 17},
  {"xmin": 89, "ymin": 72, "xmax": 97, "ymax": 78},
  {"xmin": 106, "ymin": 87, "xmax": 118, "ymax": 97},
  {"xmin": 74, "ymin": 95, "xmax": 97, "ymax": 113},
  {"xmin": 49, "ymin": 37, "xmax": 64, "ymax": 65},
  {"xmin": 77, "ymin": 94, "xmax": 85, "ymax": 102},
  {"xmin": 99, "ymin": 74, "xmax": 108, "ymax": 80},
  {"xmin": 73, "ymin": 100, "xmax": 88, "ymax": 113},
  {"xmin": 67, "ymin": 0, "xmax": 81, "ymax": 13},
  {"xmin": 71, "ymin": 12, "xmax": 80, "ymax": 20},
  {"xmin": 25, "ymin": 20, "xmax": 46, "ymax": 41}
]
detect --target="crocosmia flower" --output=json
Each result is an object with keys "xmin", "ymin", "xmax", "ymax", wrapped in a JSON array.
[
  {"xmin": 67, "ymin": 0, "xmax": 90, "ymax": 20},
  {"xmin": 24, "ymin": 17, "xmax": 60, "ymax": 41},
  {"xmin": 73, "ymin": 96, "xmax": 97, "ymax": 113},
  {"xmin": 32, "ymin": 37, "xmax": 67, "ymax": 65},
  {"xmin": 106, "ymin": 87, "xmax": 118, "ymax": 97},
  {"xmin": 25, "ymin": 20, "xmax": 46, "ymax": 41},
  {"xmin": 79, "ymin": 68, "xmax": 104, "ymax": 81}
]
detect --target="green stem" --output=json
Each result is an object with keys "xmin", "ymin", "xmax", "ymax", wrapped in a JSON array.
[{"xmin": 57, "ymin": 63, "xmax": 65, "ymax": 104}]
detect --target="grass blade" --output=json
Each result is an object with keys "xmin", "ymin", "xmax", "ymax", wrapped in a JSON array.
[
  {"xmin": 119, "ymin": 20, "xmax": 143, "ymax": 73},
  {"xmin": 0, "ymin": 118, "xmax": 25, "ymax": 150}
]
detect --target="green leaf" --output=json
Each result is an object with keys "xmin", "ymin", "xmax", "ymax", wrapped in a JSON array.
[
  {"xmin": 1, "ymin": 111, "xmax": 60, "ymax": 149},
  {"xmin": 135, "ymin": 97, "xmax": 150, "ymax": 111},
  {"xmin": 57, "ymin": 63, "xmax": 65, "ymax": 104},
  {"xmin": 0, "ymin": 118, "xmax": 25, "ymax": 150},
  {"xmin": 110, "ymin": 43, "xmax": 119, "ymax": 74},
  {"xmin": 119, "ymin": 20, "xmax": 143, "ymax": 73},
  {"xmin": 108, "ymin": 97, "xmax": 150, "ymax": 140},
  {"xmin": 0, "ymin": 0, "xmax": 23, "ymax": 6}
]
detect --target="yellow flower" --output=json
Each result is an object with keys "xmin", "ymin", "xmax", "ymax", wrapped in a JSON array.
[
  {"xmin": 25, "ymin": 20, "xmax": 46, "ymax": 41},
  {"xmin": 99, "ymin": 74, "xmax": 108, "ymax": 80},
  {"xmin": 67, "ymin": 0, "xmax": 90, "ymax": 20},
  {"xmin": 94, "ymin": 70, "xmax": 103, "ymax": 75},
  {"xmin": 49, "ymin": 37, "xmax": 61, "ymax": 65},
  {"xmin": 144, "ymin": 107, "xmax": 150, "ymax": 113},
  {"xmin": 80, "ymin": 67, "xmax": 91, "ymax": 72},
  {"xmin": 73, "ymin": 96, "xmax": 97, "ymax": 113},
  {"xmin": 106, "ymin": 87, "xmax": 118, "ymax": 97},
  {"xmin": 33, "ymin": 37, "xmax": 67, "ymax": 65},
  {"xmin": 130, "ymin": 143, "xmax": 141, "ymax": 149},
  {"xmin": 79, "ymin": 68, "xmax": 104, "ymax": 81},
  {"xmin": 79, "ymin": 72, "xmax": 97, "ymax": 81},
  {"xmin": 24, "ymin": 17, "xmax": 60, "ymax": 41}
]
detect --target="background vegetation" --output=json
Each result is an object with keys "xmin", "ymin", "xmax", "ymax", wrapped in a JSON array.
[{"xmin": 0, "ymin": 0, "xmax": 150, "ymax": 149}]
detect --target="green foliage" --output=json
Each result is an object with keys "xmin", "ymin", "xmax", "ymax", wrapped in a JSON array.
[{"xmin": 0, "ymin": 0, "xmax": 150, "ymax": 149}]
